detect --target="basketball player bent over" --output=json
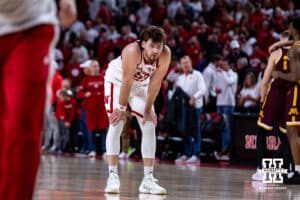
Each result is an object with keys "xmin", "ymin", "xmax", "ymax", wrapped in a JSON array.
[{"xmin": 104, "ymin": 26, "xmax": 171, "ymax": 194}]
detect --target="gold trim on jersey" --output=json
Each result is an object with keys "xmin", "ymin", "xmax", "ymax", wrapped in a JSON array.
[
  {"xmin": 293, "ymin": 84, "xmax": 298, "ymax": 106},
  {"xmin": 283, "ymin": 55, "xmax": 289, "ymax": 71},
  {"xmin": 279, "ymin": 126, "xmax": 287, "ymax": 134},
  {"xmin": 257, "ymin": 120, "xmax": 273, "ymax": 131},
  {"xmin": 258, "ymin": 81, "xmax": 272, "ymax": 121},
  {"xmin": 287, "ymin": 121, "xmax": 300, "ymax": 126},
  {"xmin": 287, "ymin": 84, "xmax": 300, "ymax": 126},
  {"xmin": 288, "ymin": 108, "xmax": 299, "ymax": 116}
]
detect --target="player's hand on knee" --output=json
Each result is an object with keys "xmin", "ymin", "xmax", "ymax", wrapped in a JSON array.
[
  {"xmin": 142, "ymin": 110, "xmax": 157, "ymax": 126},
  {"xmin": 109, "ymin": 109, "xmax": 126, "ymax": 126}
]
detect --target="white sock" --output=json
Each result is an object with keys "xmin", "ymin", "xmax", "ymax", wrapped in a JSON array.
[
  {"xmin": 109, "ymin": 165, "xmax": 118, "ymax": 174},
  {"xmin": 296, "ymin": 165, "xmax": 300, "ymax": 173},
  {"xmin": 144, "ymin": 166, "xmax": 153, "ymax": 177}
]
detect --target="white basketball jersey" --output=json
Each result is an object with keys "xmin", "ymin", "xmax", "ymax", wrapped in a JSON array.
[
  {"xmin": 105, "ymin": 53, "xmax": 159, "ymax": 86},
  {"xmin": 0, "ymin": 0, "xmax": 57, "ymax": 36}
]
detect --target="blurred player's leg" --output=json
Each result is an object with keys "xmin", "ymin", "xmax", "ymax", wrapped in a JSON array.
[
  {"xmin": 287, "ymin": 127, "xmax": 300, "ymax": 165},
  {"xmin": 286, "ymin": 84, "xmax": 300, "ymax": 167},
  {"xmin": 0, "ymin": 25, "xmax": 56, "ymax": 200}
]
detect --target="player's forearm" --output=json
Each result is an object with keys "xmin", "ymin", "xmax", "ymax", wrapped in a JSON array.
[
  {"xmin": 119, "ymin": 80, "xmax": 133, "ymax": 107},
  {"xmin": 260, "ymin": 85, "xmax": 268, "ymax": 102},
  {"xmin": 144, "ymin": 80, "xmax": 161, "ymax": 113},
  {"xmin": 269, "ymin": 40, "xmax": 293, "ymax": 53},
  {"xmin": 276, "ymin": 72, "xmax": 296, "ymax": 81}
]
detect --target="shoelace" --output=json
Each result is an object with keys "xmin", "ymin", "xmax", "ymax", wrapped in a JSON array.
[
  {"xmin": 109, "ymin": 173, "xmax": 120, "ymax": 185},
  {"xmin": 145, "ymin": 175, "xmax": 161, "ymax": 188}
]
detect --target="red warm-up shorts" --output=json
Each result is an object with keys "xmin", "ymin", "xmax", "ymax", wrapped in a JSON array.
[{"xmin": 0, "ymin": 24, "xmax": 56, "ymax": 200}]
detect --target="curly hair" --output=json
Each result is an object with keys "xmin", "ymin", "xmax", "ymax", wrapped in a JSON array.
[{"xmin": 138, "ymin": 26, "xmax": 166, "ymax": 47}]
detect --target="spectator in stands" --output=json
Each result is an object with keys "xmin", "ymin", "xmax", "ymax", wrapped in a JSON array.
[
  {"xmin": 181, "ymin": 0, "xmax": 195, "ymax": 20},
  {"xmin": 232, "ymin": 0, "xmax": 246, "ymax": 24},
  {"xmin": 108, "ymin": 25, "xmax": 121, "ymax": 41},
  {"xmin": 56, "ymin": 88, "xmax": 77, "ymax": 152},
  {"xmin": 166, "ymin": 57, "xmax": 182, "ymax": 90},
  {"xmin": 190, "ymin": 0, "xmax": 203, "ymax": 18},
  {"xmin": 101, "ymin": 51, "xmax": 116, "ymax": 75},
  {"xmin": 167, "ymin": 0, "xmax": 182, "ymax": 19},
  {"xmin": 167, "ymin": 37, "xmax": 184, "ymax": 61},
  {"xmin": 78, "ymin": 61, "xmax": 93, "ymax": 155},
  {"xmin": 84, "ymin": 20, "xmax": 99, "ymax": 46},
  {"xmin": 55, "ymin": 48, "xmax": 64, "ymax": 71},
  {"xmin": 94, "ymin": 16, "xmax": 109, "ymax": 32},
  {"xmin": 88, "ymin": 0, "xmax": 101, "ymax": 21},
  {"xmin": 70, "ymin": 20, "xmax": 86, "ymax": 39},
  {"xmin": 202, "ymin": 54, "xmax": 222, "ymax": 113},
  {"xmin": 78, "ymin": 60, "xmax": 108, "ymax": 157},
  {"xmin": 214, "ymin": 59, "xmax": 238, "ymax": 161},
  {"xmin": 226, "ymin": 39, "xmax": 249, "ymax": 68},
  {"xmin": 256, "ymin": 20, "xmax": 275, "ymax": 52},
  {"xmin": 97, "ymin": 1, "xmax": 112, "ymax": 25},
  {"xmin": 241, "ymin": 37, "xmax": 256, "ymax": 56},
  {"xmin": 42, "ymin": 61, "xmax": 62, "ymax": 152},
  {"xmin": 175, "ymin": 55, "xmax": 206, "ymax": 164},
  {"xmin": 97, "ymin": 28, "xmax": 113, "ymax": 65},
  {"xmin": 249, "ymin": 2, "xmax": 266, "ymax": 29},
  {"xmin": 137, "ymin": 0, "xmax": 151, "ymax": 27},
  {"xmin": 203, "ymin": 27, "xmax": 224, "ymax": 61},
  {"xmin": 116, "ymin": 24, "xmax": 137, "ymax": 49},
  {"xmin": 249, "ymin": 42, "xmax": 268, "ymax": 72},
  {"xmin": 272, "ymin": 6, "xmax": 287, "ymax": 33},
  {"xmin": 185, "ymin": 36, "xmax": 201, "ymax": 67},
  {"xmin": 71, "ymin": 38, "xmax": 89, "ymax": 64},
  {"xmin": 238, "ymin": 72, "xmax": 260, "ymax": 113},
  {"xmin": 235, "ymin": 57, "xmax": 256, "ymax": 92}
]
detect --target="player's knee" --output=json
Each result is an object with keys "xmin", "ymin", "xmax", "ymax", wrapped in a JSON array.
[
  {"xmin": 142, "ymin": 121, "xmax": 156, "ymax": 134},
  {"xmin": 107, "ymin": 120, "xmax": 124, "ymax": 137}
]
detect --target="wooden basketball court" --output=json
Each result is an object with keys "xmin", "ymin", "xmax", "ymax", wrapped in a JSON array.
[{"xmin": 34, "ymin": 155, "xmax": 300, "ymax": 200}]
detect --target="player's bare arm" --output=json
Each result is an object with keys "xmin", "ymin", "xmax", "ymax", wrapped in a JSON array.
[
  {"xmin": 59, "ymin": 0, "xmax": 77, "ymax": 27},
  {"xmin": 143, "ymin": 46, "xmax": 171, "ymax": 125},
  {"xmin": 260, "ymin": 48, "xmax": 281, "ymax": 102},
  {"xmin": 110, "ymin": 43, "xmax": 140, "ymax": 125},
  {"xmin": 268, "ymin": 38, "xmax": 293, "ymax": 53},
  {"xmin": 273, "ymin": 46, "xmax": 300, "ymax": 82}
]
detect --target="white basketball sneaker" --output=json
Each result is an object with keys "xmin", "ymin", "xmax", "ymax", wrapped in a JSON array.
[
  {"xmin": 105, "ymin": 172, "xmax": 120, "ymax": 194},
  {"xmin": 139, "ymin": 175, "xmax": 167, "ymax": 195},
  {"xmin": 175, "ymin": 155, "xmax": 187, "ymax": 163},
  {"xmin": 252, "ymin": 169, "xmax": 263, "ymax": 181},
  {"xmin": 88, "ymin": 151, "xmax": 96, "ymax": 158},
  {"xmin": 119, "ymin": 152, "xmax": 128, "ymax": 160}
]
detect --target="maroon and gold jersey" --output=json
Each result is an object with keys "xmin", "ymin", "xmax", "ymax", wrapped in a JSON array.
[{"xmin": 257, "ymin": 47, "xmax": 292, "ymax": 132}]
